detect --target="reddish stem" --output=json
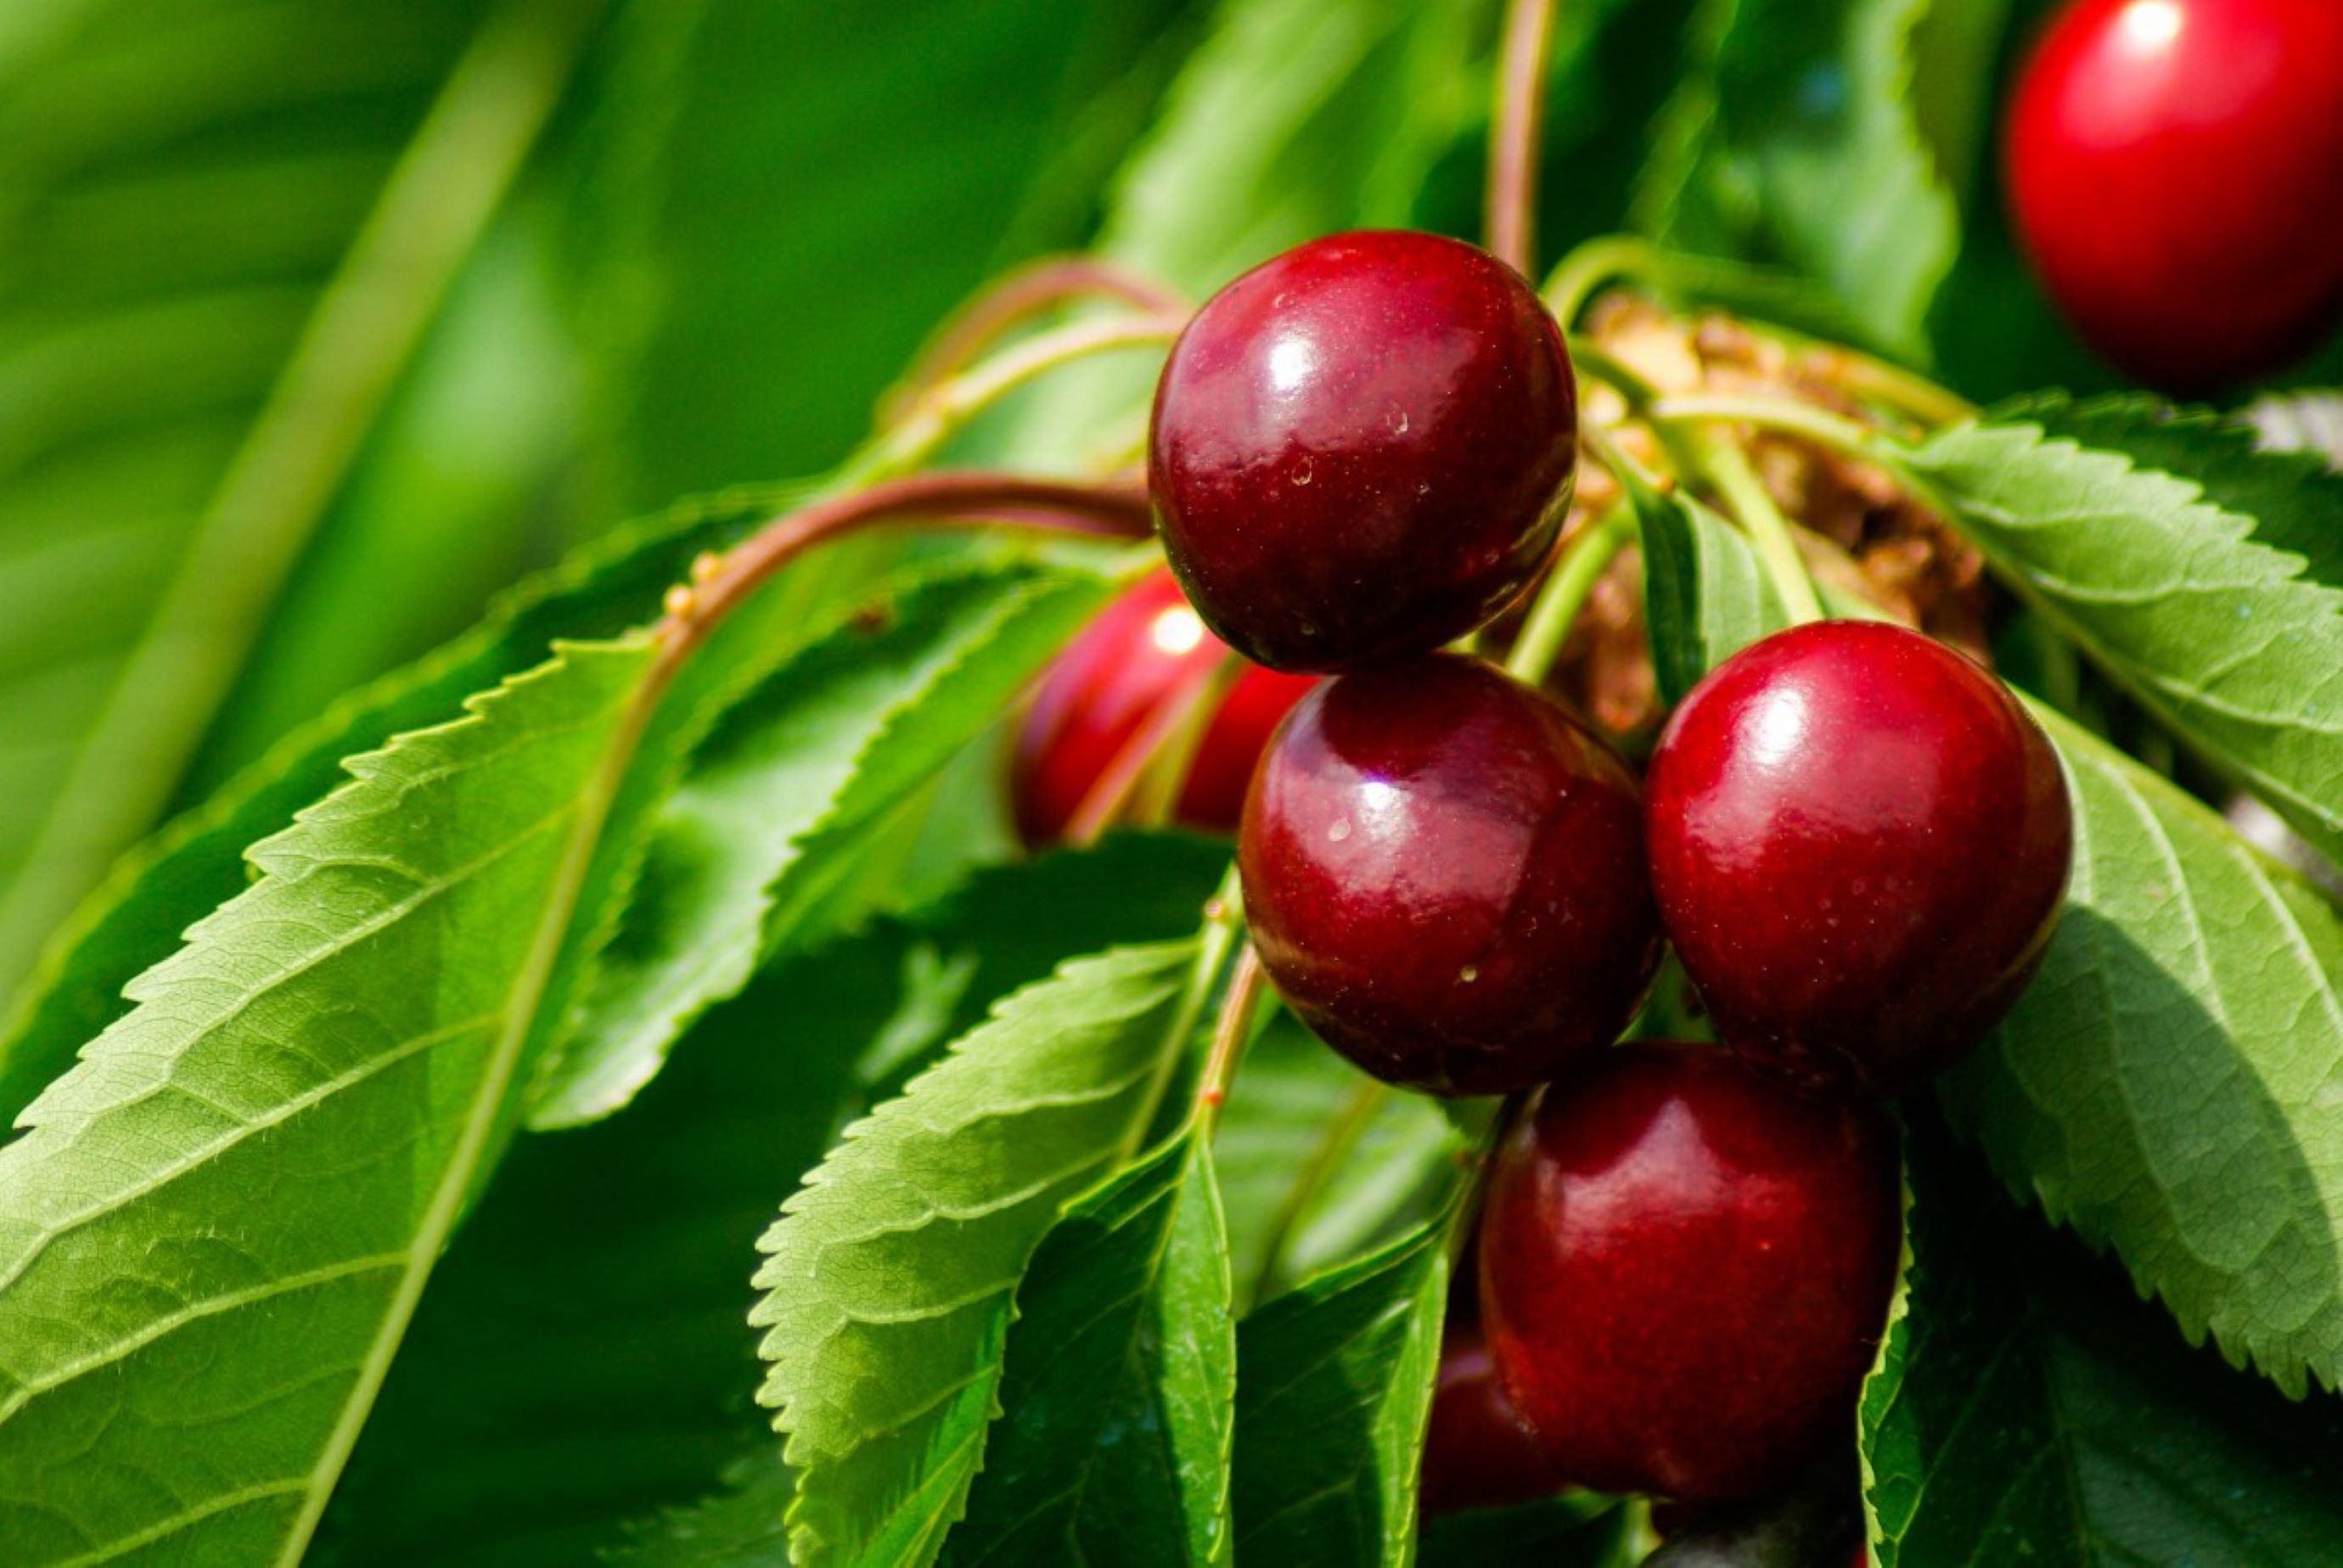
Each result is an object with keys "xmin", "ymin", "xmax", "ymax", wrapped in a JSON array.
[
  {"xmin": 1486, "ymin": 0, "xmax": 1559, "ymax": 279},
  {"xmin": 883, "ymin": 257, "xmax": 1190, "ymax": 423},
  {"xmin": 1198, "ymin": 943, "xmax": 1268, "ymax": 1119},
  {"xmin": 655, "ymin": 470, "xmax": 1153, "ymax": 680}
]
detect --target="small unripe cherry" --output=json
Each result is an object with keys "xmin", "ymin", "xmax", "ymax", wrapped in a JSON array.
[
  {"xmin": 1150, "ymin": 230, "xmax": 1578, "ymax": 672},
  {"xmin": 1010, "ymin": 570, "xmax": 1312, "ymax": 846},
  {"xmin": 1239, "ymin": 655, "xmax": 1660, "ymax": 1096},
  {"xmin": 1479, "ymin": 1043, "xmax": 1902, "ymax": 1503},
  {"xmin": 1644, "ymin": 621, "xmax": 2072, "ymax": 1093},
  {"xmin": 2006, "ymin": 0, "xmax": 2343, "ymax": 390},
  {"xmin": 1419, "ymin": 1325, "xmax": 1565, "ymax": 1516}
]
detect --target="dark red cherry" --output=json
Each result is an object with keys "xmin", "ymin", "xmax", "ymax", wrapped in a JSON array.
[
  {"xmin": 1011, "ymin": 570, "xmax": 1313, "ymax": 846},
  {"xmin": 1238, "ymin": 655, "xmax": 1660, "ymax": 1096},
  {"xmin": 2007, "ymin": 0, "xmax": 2343, "ymax": 390},
  {"xmin": 1479, "ymin": 1043, "xmax": 1902, "ymax": 1503},
  {"xmin": 1645, "ymin": 622, "xmax": 2072, "ymax": 1093},
  {"xmin": 1420, "ymin": 1325, "xmax": 1565, "ymax": 1515},
  {"xmin": 1150, "ymin": 230, "xmax": 1577, "ymax": 672}
]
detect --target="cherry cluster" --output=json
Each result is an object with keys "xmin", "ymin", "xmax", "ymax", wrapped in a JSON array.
[{"xmin": 1014, "ymin": 229, "xmax": 2075, "ymax": 1515}]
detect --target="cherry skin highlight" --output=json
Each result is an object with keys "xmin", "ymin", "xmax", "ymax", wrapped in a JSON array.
[
  {"xmin": 1479, "ymin": 1043, "xmax": 1902, "ymax": 1503},
  {"xmin": 1644, "ymin": 621, "xmax": 2071, "ymax": 1093},
  {"xmin": 1150, "ymin": 230, "xmax": 1577, "ymax": 672},
  {"xmin": 2006, "ymin": 0, "xmax": 2343, "ymax": 390},
  {"xmin": 1239, "ymin": 655, "xmax": 1660, "ymax": 1096},
  {"xmin": 1010, "ymin": 570, "xmax": 1312, "ymax": 846},
  {"xmin": 1420, "ymin": 1325, "xmax": 1565, "ymax": 1516}
]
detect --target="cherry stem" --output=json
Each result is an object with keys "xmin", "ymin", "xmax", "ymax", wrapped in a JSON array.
[
  {"xmin": 1801, "ymin": 347, "xmax": 1978, "ymax": 428},
  {"xmin": 879, "ymin": 256, "xmax": 1188, "ymax": 424},
  {"xmin": 1695, "ymin": 436, "xmax": 1827, "ymax": 625},
  {"xmin": 1062, "ymin": 656, "xmax": 1228, "ymax": 847},
  {"xmin": 1505, "ymin": 498, "xmax": 1636, "ymax": 685},
  {"xmin": 653, "ymin": 470, "xmax": 1151, "ymax": 677},
  {"xmin": 848, "ymin": 312, "xmax": 1188, "ymax": 486},
  {"xmin": 1487, "ymin": 0, "xmax": 1559, "ymax": 278},
  {"xmin": 1645, "ymin": 392, "xmax": 1962, "ymax": 521},
  {"xmin": 1197, "ymin": 942, "xmax": 1269, "ymax": 1128},
  {"xmin": 1542, "ymin": 233, "xmax": 1657, "ymax": 327}
]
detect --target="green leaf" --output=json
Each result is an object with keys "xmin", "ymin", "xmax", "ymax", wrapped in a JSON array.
[
  {"xmin": 1214, "ymin": 1013, "xmax": 1461, "ymax": 1312},
  {"xmin": 534, "ymin": 554, "xmax": 1122, "ymax": 1127},
  {"xmin": 322, "ymin": 835, "xmax": 1224, "ymax": 1565},
  {"xmin": 946, "ymin": 1130, "xmax": 1235, "ymax": 1566},
  {"xmin": 1231, "ymin": 1206, "xmax": 1452, "ymax": 1562},
  {"xmin": 0, "ymin": 483, "xmax": 794, "ymax": 1129},
  {"xmin": 752, "ymin": 937, "xmax": 1214, "ymax": 1567},
  {"xmin": 1639, "ymin": 0, "xmax": 1964, "ymax": 359},
  {"xmin": 571, "ymin": 0, "xmax": 1196, "ymax": 508},
  {"xmin": 0, "ymin": 0, "xmax": 601, "ymax": 1009},
  {"xmin": 1942, "ymin": 706, "xmax": 2343, "ymax": 1397},
  {"xmin": 1905, "ymin": 396, "xmax": 2343, "ymax": 868},
  {"xmin": 611, "ymin": 1451, "xmax": 795, "ymax": 1568},
  {"xmin": 0, "ymin": 638, "xmax": 662, "ymax": 1563},
  {"xmin": 1861, "ymin": 1123, "xmax": 2343, "ymax": 1565},
  {"xmin": 1627, "ymin": 465, "xmax": 1790, "ymax": 706}
]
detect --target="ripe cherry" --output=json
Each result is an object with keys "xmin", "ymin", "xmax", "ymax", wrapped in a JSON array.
[
  {"xmin": 1644, "ymin": 621, "xmax": 2071, "ymax": 1093},
  {"xmin": 1419, "ymin": 1325, "xmax": 1565, "ymax": 1515},
  {"xmin": 1239, "ymin": 655, "xmax": 1660, "ymax": 1096},
  {"xmin": 1479, "ymin": 1043, "xmax": 1902, "ymax": 1503},
  {"xmin": 1150, "ymin": 230, "xmax": 1577, "ymax": 672},
  {"xmin": 1010, "ymin": 570, "xmax": 1312, "ymax": 846},
  {"xmin": 2006, "ymin": 0, "xmax": 2343, "ymax": 390}
]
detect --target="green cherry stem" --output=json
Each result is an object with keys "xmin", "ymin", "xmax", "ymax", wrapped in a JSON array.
[
  {"xmin": 1505, "ymin": 500, "xmax": 1635, "ymax": 686},
  {"xmin": 1542, "ymin": 233, "xmax": 1658, "ymax": 327},
  {"xmin": 844, "ymin": 311, "xmax": 1188, "ymax": 487},
  {"xmin": 879, "ymin": 256, "xmax": 1188, "ymax": 424},
  {"xmin": 1697, "ymin": 436, "xmax": 1826, "ymax": 625},
  {"xmin": 1644, "ymin": 392, "xmax": 1964, "ymax": 521},
  {"xmin": 1487, "ymin": 0, "xmax": 1559, "ymax": 278}
]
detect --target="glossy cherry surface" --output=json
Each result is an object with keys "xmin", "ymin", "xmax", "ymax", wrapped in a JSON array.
[
  {"xmin": 1479, "ymin": 1043, "xmax": 1902, "ymax": 1503},
  {"xmin": 2007, "ymin": 0, "xmax": 2343, "ymax": 390},
  {"xmin": 1239, "ymin": 655, "xmax": 1660, "ymax": 1096},
  {"xmin": 1420, "ymin": 1325, "xmax": 1565, "ymax": 1515},
  {"xmin": 1150, "ymin": 230, "xmax": 1577, "ymax": 672},
  {"xmin": 1011, "ymin": 570, "xmax": 1312, "ymax": 846},
  {"xmin": 1645, "ymin": 622, "xmax": 2071, "ymax": 1093}
]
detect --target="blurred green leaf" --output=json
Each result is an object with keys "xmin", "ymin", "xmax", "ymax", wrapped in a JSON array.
[
  {"xmin": 0, "ymin": 0, "xmax": 604, "ymax": 1012},
  {"xmin": 946, "ymin": 1129, "xmax": 1234, "ymax": 1565},
  {"xmin": 1231, "ymin": 1204, "xmax": 1452, "ymax": 1563},
  {"xmin": 752, "ymin": 938, "xmax": 1212, "ymax": 1567},
  {"xmin": 186, "ymin": 210, "xmax": 586, "ymax": 796},
  {"xmin": 1906, "ymin": 396, "xmax": 2343, "ymax": 867},
  {"xmin": 1639, "ymin": 0, "xmax": 1979, "ymax": 360},
  {"xmin": 537, "ymin": 553, "xmax": 1124, "ymax": 1128},
  {"xmin": 570, "ymin": 0, "xmax": 1199, "ymax": 509},
  {"xmin": 1863, "ymin": 1122, "xmax": 2343, "ymax": 1565}
]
